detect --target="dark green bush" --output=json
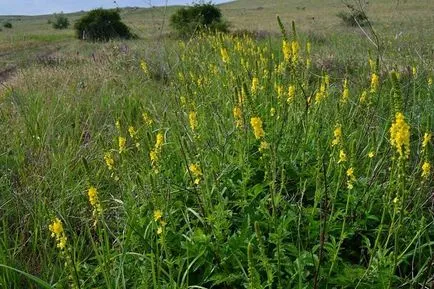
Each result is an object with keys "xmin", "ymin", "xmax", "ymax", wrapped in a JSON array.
[
  {"xmin": 52, "ymin": 13, "xmax": 70, "ymax": 29},
  {"xmin": 74, "ymin": 8, "xmax": 133, "ymax": 41},
  {"xmin": 170, "ymin": 2, "xmax": 229, "ymax": 37},
  {"xmin": 3, "ymin": 22, "xmax": 12, "ymax": 29}
]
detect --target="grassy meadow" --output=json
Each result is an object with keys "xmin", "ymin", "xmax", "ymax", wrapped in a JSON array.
[{"xmin": 1, "ymin": 0, "xmax": 434, "ymax": 288}]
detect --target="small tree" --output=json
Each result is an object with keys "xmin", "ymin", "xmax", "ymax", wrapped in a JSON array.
[
  {"xmin": 170, "ymin": 2, "xmax": 229, "ymax": 37},
  {"xmin": 74, "ymin": 8, "xmax": 133, "ymax": 41},
  {"xmin": 52, "ymin": 13, "xmax": 70, "ymax": 29},
  {"xmin": 3, "ymin": 22, "xmax": 12, "ymax": 29}
]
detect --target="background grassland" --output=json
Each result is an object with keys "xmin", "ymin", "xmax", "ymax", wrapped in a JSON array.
[{"xmin": 1, "ymin": 0, "xmax": 434, "ymax": 288}]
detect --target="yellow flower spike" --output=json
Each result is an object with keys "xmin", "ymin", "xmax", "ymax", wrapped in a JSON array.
[
  {"xmin": 332, "ymin": 125, "xmax": 342, "ymax": 147},
  {"xmin": 259, "ymin": 141, "xmax": 270, "ymax": 152},
  {"xmin": 422, "ymin": 162, "xmax": 431, "ymax": 179},
  {"xmin": 390, "ymin": 112, "xmax": 410, "ymax": 159},
  {"xmin": 287, "ymin": 85, "xmax": 296, "ymax": 103},
  {"xmin": 140, "ymin": 60, "xmax": 149, "ymax": 76},
  {"xmin": 368, "ymin": 58, "xmax": 376, "ymax": 72},
  {"xmin": 282, "ymin": 40, "xmax": 291, "ymax": 62},
  {"xmin": 118, "ymin": 136, "xmax": 126, "ymax": 154},
  {"xmin": 346, "ymin": 167, "xmax": 356, "ymax": 190},
  {"xmin": 368, "ymin": 151, "xmax": 375, "ymax": 158},
  {"xmin": 428, "ymin": 77, "xmax": 433, "ymax": 88},
  {"xmin": 150, "ymin": 132, "xmax": 164, "ymax": 171},
  {"xmin": 189, "ymin": 111, "xmax": 198, "ymax": 131},
  {"xmin": 49, "ymin": 218, "xmax": 67, "ymax": 250},
  {"xmin": 155, "ymin": 132, "xmax": 164, "ymax": 151},
  {"xmin": 370, "ymin": 73, "xmax": 379, "ymax": 93},
  {"xmin": 422, "ymin": 132, "xmax": 432, "ymax": 151},
  {"xmin": 142, "ymin": 112, "xmax": 153, "ymax": 126},
  {"xmin": 338, "ymin": 150, "xmax": 347, "ymax": 164},
  {"xmin": 275, "ymin": 84, "xmax": 284, "ymax": 99},
  {"xmin": 220, "ymin": 47, "xmax": 229, "ymax": 64},
  {"xmin": 233, "ymin": 106, "xmax": 243, "ymax": 128},
  {"xmin": 250, "ymin": 117, "xmax": 265, "ymax": 140},
  {"xmin": 153, "ymin": 210, "xmax": 162, "ymax": 222},
  {"xmin": 104, "ymin": 152, "xmax": 114, "ymax": 170},
  {"xmin": 359, "ymin": 90, "xmax": 368, "ymax": 104},
  {"xmin": 412, "ymin": 66, "xmax": 417, "ymax": 77},
  {"xmin": 291, "ymin": 40, "xmax": 299, "ymax": 64},
  {"xmin": 115, "ymin": 120, "xmax": 121, "ymax": 131},
  {"xmin": 270, "ymin": 107, "xmax": 276, "ymax": 117},
  {"xmin": 87, "ymin": 186, "xmax": 102, "ymax": 221},
  {"xmin": 128, "ymin": 126, "xmax": 137, "ymax": 139},
  {"xmin": 188, "ymin": 163, "xmax": 203, "ymax": 185},
  {"xmin": 341, "ymin": 78, "xmax": 349, "ymax": 103},
  {"xmin": 251, "ymin": 77, "xmax": 259, "ymax": 95}
]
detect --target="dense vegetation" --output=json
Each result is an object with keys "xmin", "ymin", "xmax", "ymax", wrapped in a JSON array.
[
  {"xmin": 170, "ymin": 3, "xmax": 229, "ymax": 36},
  {"xmin": 1, "ymin": 1, "xmax": 434, "ymax": 288},
  {"xmin": 52, "ymin": 13, "xmax": 70, "ymax": 30},
  {"xmin": 74, "ymin": 8, "xmax": 133, "ymax": 41}
]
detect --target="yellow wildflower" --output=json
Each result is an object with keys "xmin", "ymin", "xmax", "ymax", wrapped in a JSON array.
[
  {"xmin": 368, "ymin": 58, "xmax": 376, "ymax": 72},
  {"xmin": 115, "ymin": 119, "xmax": 121, "ymax": 131},
  {"xmin": 428, "ymin": 77, "xmax": 433, "ymax": 88},
  {"xmin": 368, "ymin": 151, "xmax": 375, "ymax": 158},
  {"xmin": 150, "ymin": 132, "xmax": 164, "ymax": 170},
  {"xmin": 291, "ymin": 40, "xmax": 299, "ymax": 63},
  {"xmin": 315, "ymin": 75, "xmax": 329, "ymax": 103},
  {"xmin": 270, "ymin": 107, "xmax": 276, "ymax": 117},
  {"xmin": 250, "ymin": 117, "xmax": 265, "ymax": 140},
  {"xmin": 287, "ymin": 85, "xmax": 295, "ymax": 103},
  {"xmin": 359, "ymin": 90, "xmax": 368, "ymax": 103},
  {"xmin": 118, "ymin": 136, "xmax": 126, "ymax": 154},
  {"xmin": 390, "ymin": 112, "xmax": 410, "ymax": 159},
  {"xmin": 412, "ymin": 66, "xmax": 417, "ymax": 77},
  {"xmin": 259, "ymin": 141, "xmax": 270, "ymax": 152},
  {"xmin": 189, "ymin": 111, "xmax": 198, "ymax": 131},
  {"xmin": 188, "ymin": 163, "xmax": 203, "ymax": 185},
  {"xmin": 251, "ymin": 77, "xmax": 259, "ymax": 95},
  {"xmin": 142, "ymin": 112, "xmax": 153, "ymax": 126},
  {"xmin": 49, "ymin": 218, "xmax": 68, "ymax": 250},
  {"xmin": 155, "ymin": 132, "xmax": 164, "ymax": 149},
  {"xmin": 88, "ymin": 186, "xmax": 102, "ymax": 220},
  {"xmin": 233, "ymin": 106, "xmax": 243, "ymax": 128},
  {"xmin": 370, "ymin": 73, "xmax": 379, "ymax": 93},
  {"xmin": 332, "ymin": 125, "xmax": 342, "ymax": 147},
  {"xmin": 338, "ymin": 149, "xmax": 347, "ymax": 164},
  {"xmin": 157, "ymin": 226, "xmax": 163, "ymax": 235},
  {"xmin": 104, "ymin": 152, "xmax": 114, "ymax": 170},
  {"xmin": 282, "ymin": 40, "xmax": 292, "ymax": 62},
  {"xmin": 153, "ymin": 210, "xmax": 162, "ymax": 222},
  {"xmin": 341, "ymin": 78, "xmax": 349, "ymax": 103},
  {"xmin": 275, "ymin": 84, "xmax": 284, "ymax": 99},
  {"xmin": 128, "ymin": 126, "xmax": 137, "ymax": 139},
  {"xmin": 422, "ymin": 132, "xmax": 432, "ymax": 151},
  {"xmin": 140, "ymin": 60, "xmax": 149, "ymax": 76},
  {"xmin": 422, "ymin": 162, "xmax": 431, "ymax": 179},
  {"xmin": 220, "ymin": 47, "xmax": 229, "ymax": 64},
  {"xmin": 346, "ymin": 167, "xmax": 356, "ymax": 190}
]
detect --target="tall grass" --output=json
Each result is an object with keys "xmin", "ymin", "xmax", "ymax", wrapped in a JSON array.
[{"xmin": 1, "ymin": 20, "xmax": 433, "ymax": 288}]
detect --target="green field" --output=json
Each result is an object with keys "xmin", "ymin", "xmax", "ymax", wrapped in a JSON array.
[{"xmin": 1, "ymin": 0, "xmax": 434, "ymax": 288}]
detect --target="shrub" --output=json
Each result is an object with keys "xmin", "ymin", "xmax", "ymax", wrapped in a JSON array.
[
  {"xmin": 337, "ymin": 4, "xmax": 369, "ymax": 27},
  {"xmin": 52, "ymin": 13, "xmax": 70, "ymax": 29},
  {"xmin": 74, "ymin": 8, "xmax": 133, "ymax": 41},
  {"xmin": 170, "ymin": 2, "xmax": 229, "ymax": 37},
  {"xmin": 3, "ymin": 22, "xmax": 12, "ymax": 29}
]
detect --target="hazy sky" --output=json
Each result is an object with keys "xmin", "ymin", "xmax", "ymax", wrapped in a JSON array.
[{"xmin": 0, "ymin": 0, "xmax": 234, "ymax": 16}]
